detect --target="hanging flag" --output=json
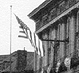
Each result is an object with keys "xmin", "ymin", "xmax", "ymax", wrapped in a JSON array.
[
  {"xmin": 14, "ymin": 14, "xmax": 25, "ymax": 28},
  {"xmin": 14, "ymin": 14, "xmax": 30, "ymax": 30},
  {"xmin": 38, "ymin": 38, "xmax": 41, "ymax": 56},
  {"xmin": 14, "ymin": 14, "xmax": 34, "ymax": 46},
  {"xmin": 18, "ymin": 35, "xmax": 28, "ymax": 38},
  {"xmin": 34, "ymin": 33, "xmax": 36, "ymax": 46},
  {"xmin": 42, "ymin": 42, "xmax": 45, "ymax": 56},
  {"xmin": 29, "ymin": 30, "xmax": 32, "ymax": 42},
  {"xmin": 34, "ymin": 33, "xmax": 38, "ymax": 52},
  {"xmin": 14, "ymin": 14, "xmax": 31, "ymax": 38},
  {"xmin": 29, "ymin": 30, "xmax": 34, "ymax": 47}
]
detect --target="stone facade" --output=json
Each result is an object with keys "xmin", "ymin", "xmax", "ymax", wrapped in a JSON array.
[
  {"xmin": 28, "ymin": 0, "xmax": 79, "ymax": 73},
  {"xmin": 16, "ymin": 50, "xmax": 27, "ymax": 72},
  {"xmin": 0, "ymin": 50, "xmax": 34, "ymax": 73},
  {"xmin": 1, "ymin": 50, "xmax": 27, "ymax": 73}
]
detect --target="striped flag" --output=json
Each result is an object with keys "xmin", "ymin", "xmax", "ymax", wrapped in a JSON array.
[
  {"xmin": 14, "ymin": 14, "xmax": 29, "ymax": 38},
  {"xmin": 14, "ymin": 14, "xmax": 34, "ymax": 47},
  {"xmin": 42, "ymin": 42, "xmax": 45, "ymax": 56},
  {"xmin": 14, "ymin": 14, "xmax": 30, "ymax": 30},
  {"xmin": 38, "ymin": 38, "xmax": 41, "ymax": 56},
  {"xmin": 29, "ymin": 30, "xmax": 34, "ymax": 47},
  {"xmin": 29, "ymin": 30, "xmax": 32, "ymax": 41},
  {"xmin": 34, "ymin": 33, "xmax": 36, "ymax": 46},
  {"xmin": 34, "ymin": 33, "xmax": 38, "ymax": 53}
]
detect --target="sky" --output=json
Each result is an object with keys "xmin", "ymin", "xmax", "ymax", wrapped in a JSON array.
[{"xmin": 0, "ymin": 0, "xmax": 45, "ymax": 55}]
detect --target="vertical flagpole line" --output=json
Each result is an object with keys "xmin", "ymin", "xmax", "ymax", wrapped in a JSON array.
[
  {"xmin": 33, "ymin": 33, "xmax": 37, "ymax": 73},
  {"xmin": 25, "ymin": 31, "xmax": 36, "ymax": 72},
  {"xmin": 34, "ymin": 49, "xmax": 36, "ymax": 73},
  {"xmin": 10, "ymin": 5, "xmax": 12, "ymax": 73}
]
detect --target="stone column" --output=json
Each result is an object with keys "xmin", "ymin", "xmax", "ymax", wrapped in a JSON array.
[
  {"xmin": 76, "ymin": 11, "xmax": 79, "ymax": 57},
  {"xmin": 43, "ymin": 33, "xmax": 49, "ymax": 67},
  {"xmin": 76, "ymin": 11, "xmax": 79, "ymax": 32},
  {"xmin": 50, "ymin": 29, "xmax": 55, "ymax": 67},
  {"xmin": 59, "ymin": 21, "xmax": 65, "ymax": 61},
  {"xmin": 44, "ymin": 36, "xmax": 49, "ymax": 66},
  {"xmin": 57, "ymin": 24, "xmax": 60, "ymax": 61},
  {"xmin": 42, "ymin": 41, "xmax": 45, "ymax": 68},
  {"xmin": 60, "ymin": 23, "xmax": 65, "ymax": 60},
  {"xmin": 65, "ymin": 17, "xmax": 70, "ymax": 57},
  {"xmin": 69, "ymin": 14, "xmax": 75, "ymax": 57},
  {"xmin": 61, "ymin": 22, "xmax": 65, "ymax": 59}
]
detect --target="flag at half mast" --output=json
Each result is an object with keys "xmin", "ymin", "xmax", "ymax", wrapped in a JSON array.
[
  {"xmin": 14, "ymin": 14, "xmax": 30, "ymax": 30},
  {"xmin": 14, "ymin": 14, "xmax": 34, "ymax": 48},
  {"xmin": 34, "ymin": 33, "xmax": 38, "ymax": 53},
  {"xmin": 14, "ymin": 14, "xmax": 30, "ymax": 38},
  {"xmin": 38, "ymin": 38, "xmax": 41, "ymax": 56}
]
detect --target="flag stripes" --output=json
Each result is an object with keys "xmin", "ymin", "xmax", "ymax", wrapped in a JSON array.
[
  {"xmin": 14, "ymin": 14, "xmax": 30, "ymax": 30},
  {"xmin": 15, "ymin": 14, "xmax": 42, "ymax": 56},
  {"xmin": 29, "ymin": 30, "xmax": 32, "ymax": 42},
  {"xmin": 38, "ymin": 38, "xmax": 41, "ymax": 56},
  {"xmin": 34, "ymin": 33, "xmax": 38, "ymax": 52},
  {"xmin": 34, "ymin": 33, "xmax": 36, "ymax": 46}
]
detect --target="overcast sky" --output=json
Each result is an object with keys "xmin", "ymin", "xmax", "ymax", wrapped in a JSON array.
[{"xmin": 0, "ymin": 0, "xmax": 45, "ymax": 55}]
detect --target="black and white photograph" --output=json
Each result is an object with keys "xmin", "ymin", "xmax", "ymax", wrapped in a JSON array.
[{"xmin": 0, "ymin": 0, "xmax": 79, "ymax": 73}]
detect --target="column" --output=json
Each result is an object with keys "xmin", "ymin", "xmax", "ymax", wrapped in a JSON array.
[
  {"xmin": 61, "ymin": 22, "xmax": 65, "ymax": 59},
  {"xmin": 45, "ymin": 38, "xmax": 49, "ymax": 66},
  {"xmin": 69, "ymin": 14, "xmax": 75, "ymax": 57},
  {"xmin": 43, "ymin": 33, "xmax": 49, "ymax": 67},
  {"xmin": 50, "ymin": 29, "xmax": 55, "ymax": 67},
  {"xmin": 56, "ymin": 24, "xmax": 60, "ymax": 73},
  {"xmin": 42, "ymin": 41, "xmax": 45, "ymax": 68},
  {"xmin": 66, "ymin": 17, "xmax": 70, "ymax": 57},
  {"xmin": 52, "ymin": 28, "xmax": 57, "ymax": 72},
  {"xmin": 59, "ymin": 21, "xmax": 65, "ymax": 60},
  {"xmin": 76, "ymin": 11, "xmax": 79, "ymax": 57},
  {"xmin": 60, "ymin": 24, "xmax": 63, "ymax": 60}
]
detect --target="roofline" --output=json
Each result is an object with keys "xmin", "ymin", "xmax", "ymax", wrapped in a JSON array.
[
  {"xmin": 28, "ymin": 0, "xmax": 52, "ymax": 18},
  {"xmin": 35, "ymin": 2, "xmax": 79, "ymax": 33}
]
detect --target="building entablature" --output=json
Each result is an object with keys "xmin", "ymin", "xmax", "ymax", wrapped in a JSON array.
[
  {"xmin": 28, "ymin": 0, "xmax": 79, "ymax": 35},
  {"xmin": 28, "ymin": 0, "xmax": 55, "ymax": 20}
]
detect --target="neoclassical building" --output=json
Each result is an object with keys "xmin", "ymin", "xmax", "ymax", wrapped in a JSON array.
[{"xmin": 28, "ymin": 0, "xmax": 79, "ymax": 73}]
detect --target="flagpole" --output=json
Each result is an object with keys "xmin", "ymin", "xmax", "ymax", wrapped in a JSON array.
[{"xmin": 10, "ymin": 5, "xmax": 12, "ymax": 73}]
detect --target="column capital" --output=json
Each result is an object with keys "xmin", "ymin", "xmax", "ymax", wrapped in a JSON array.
[
  {"xmin": 57, "ymin": 16, "xmax": 67, "ymax": 24},
  {"xmin": 56, "ymin": 8, "xmax": 78, "ymax": 24},
  {"xmin": 68, "ymin": 8, "xmax": 78, "ymax": 18}
]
